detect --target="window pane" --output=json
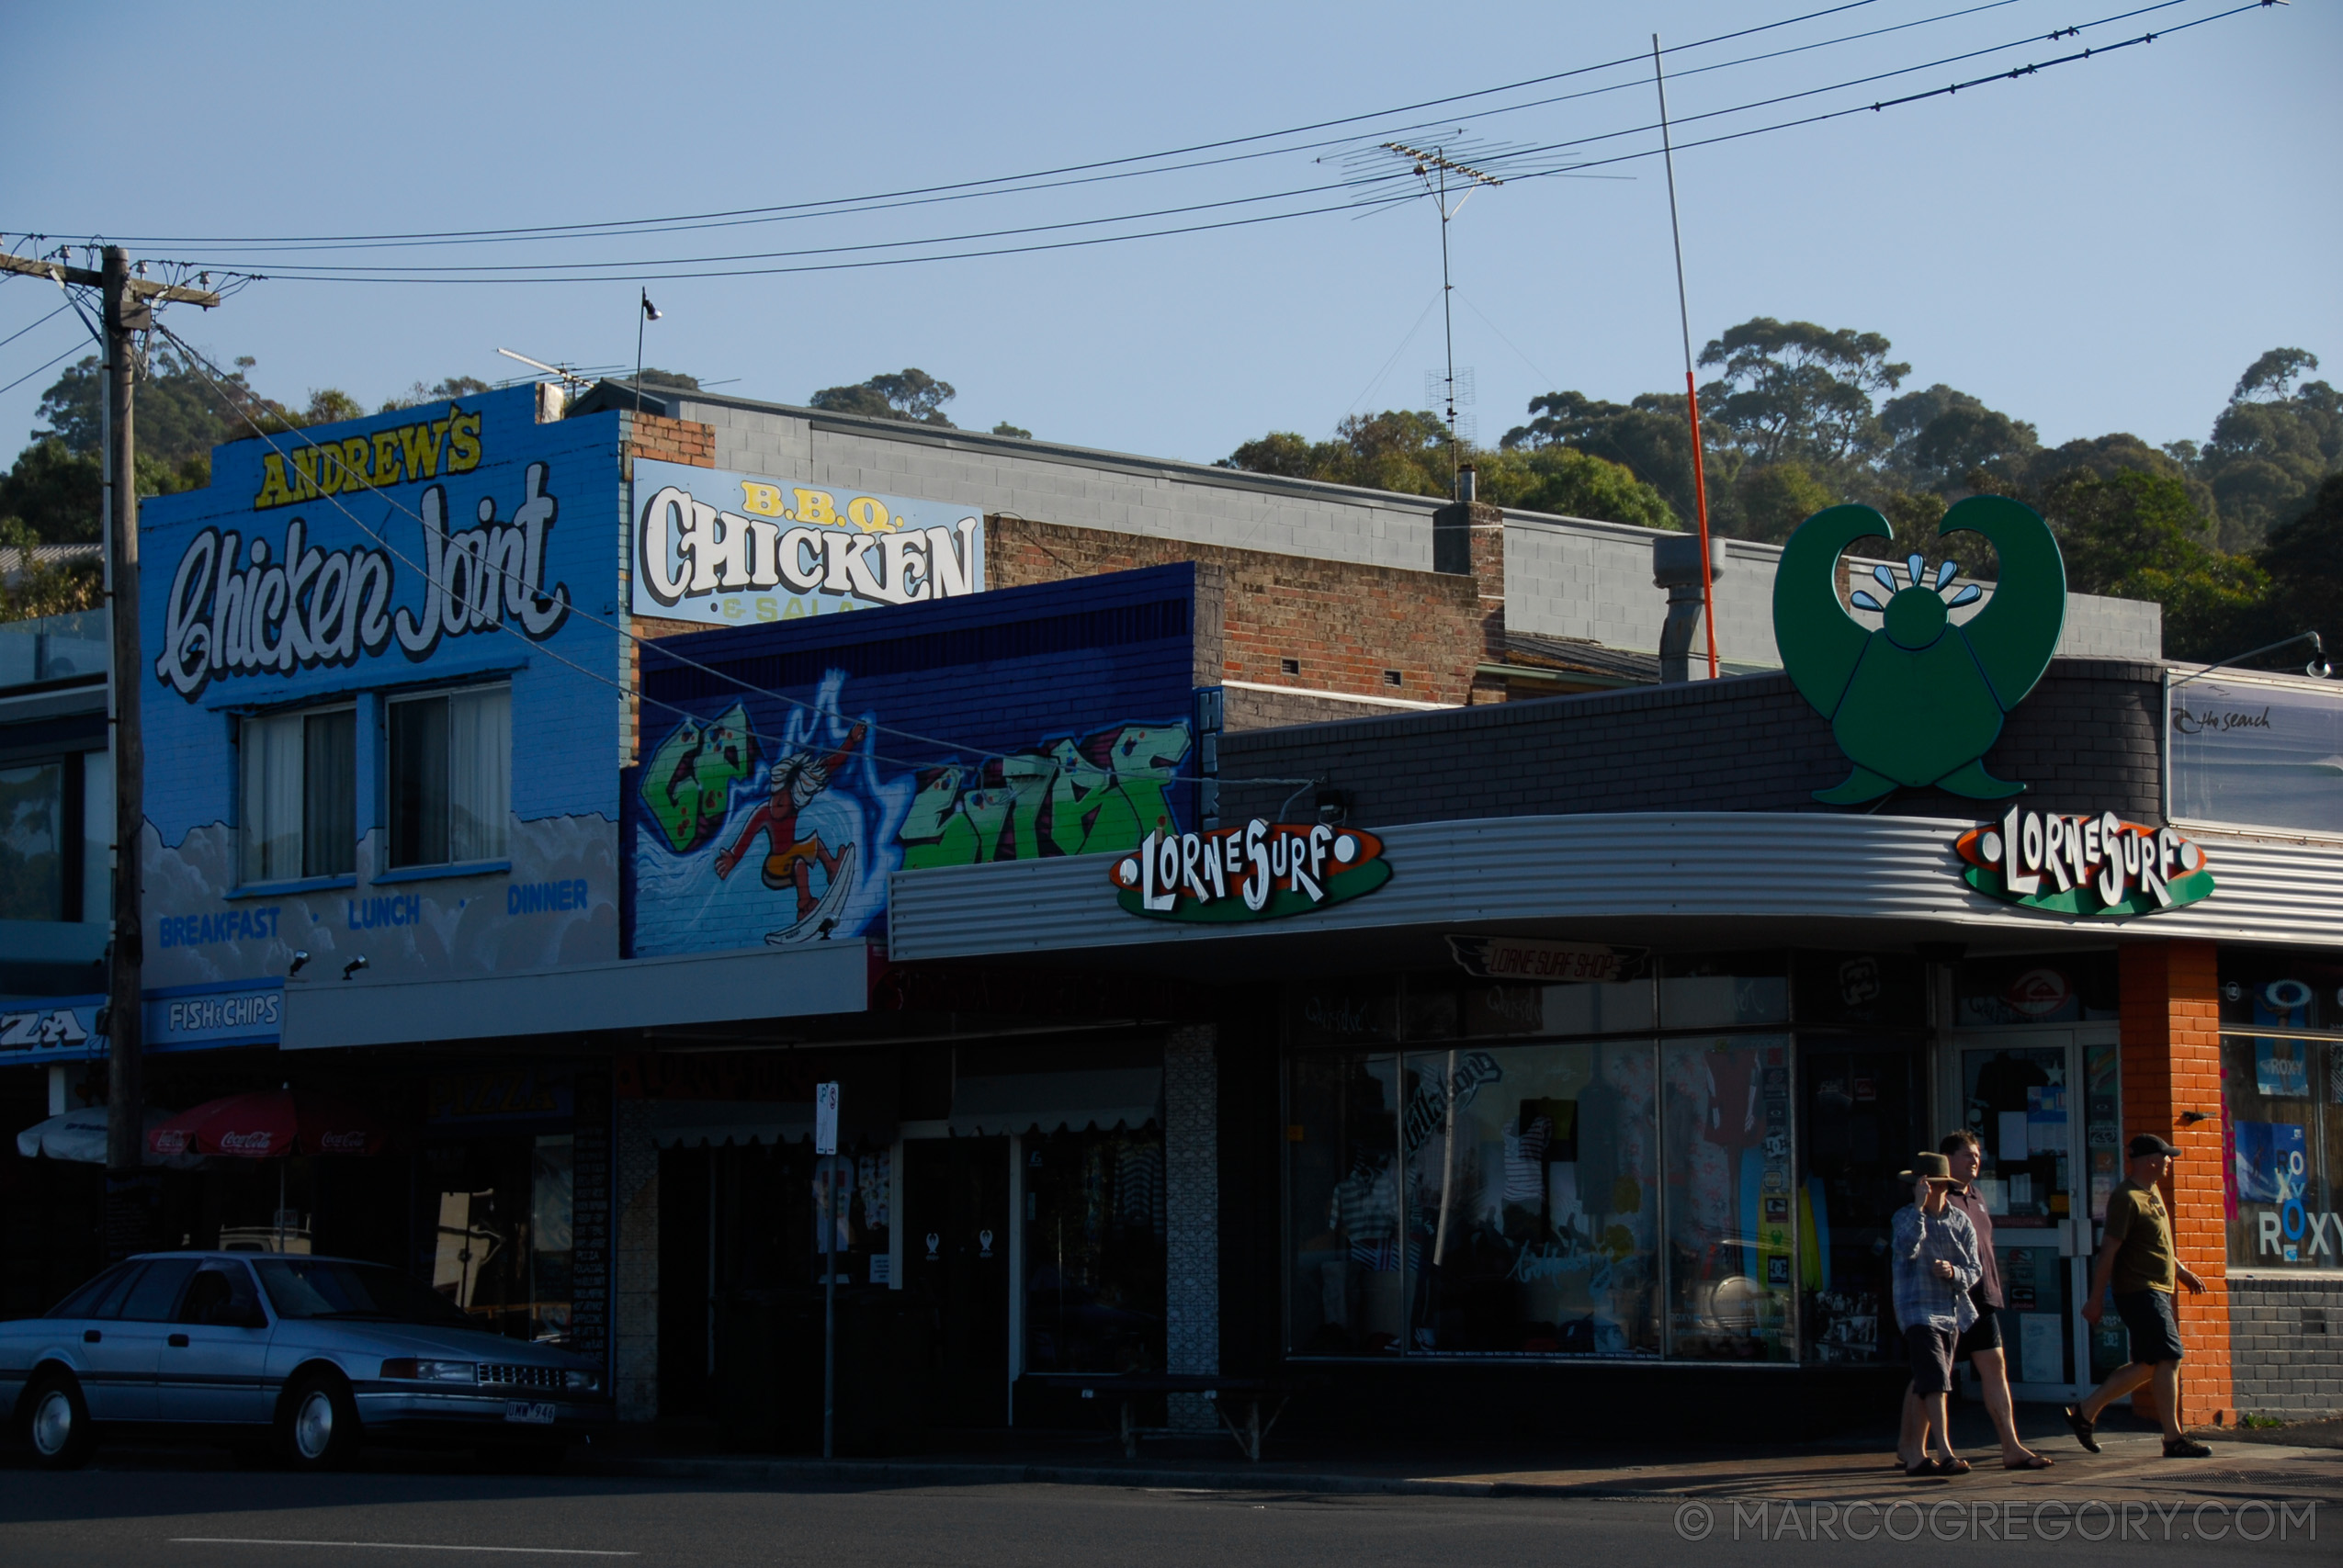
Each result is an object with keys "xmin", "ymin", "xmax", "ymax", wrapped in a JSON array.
[
  {"xmin": 303, "ymin": 708, "xmax": 356, "ymax": 878},
  {"xmin": 1024, "ymin": 1126, "xmax": 1165, "ymax": 1374},
  {"xmin": 81, "ymin": 750, "xmax": 110, "ymax": 921},
  {"xmin": 1660, "ymin": 953, "xmax": 1788, "ymax": 1030},
  {"xmin": 390, "ymin": 695, "xmax": 449, "ymax": 868},
  {"xmin": 1663, "ymin": 1035, "xmax": 1796, "ymax": 1361},
  {"xmin": 240, "ymin": 713, "xmax": 303, "ymax": 884},
  {"xmin": 1800, "ymin": 1043, "xmax": 1924, "ymax": 1365},
  {"xmin": 448, "ymin": 686, "xmax": 510, "ymax": 862},
  {"xmin": 0, "ymin": 761, "xmax": 64, "ymax": 919},
  {"xmin": 1401, "ymin": 1041, "xmax": 1662, "ymax": 1358},
  {"xmin": 1287, "ymin": 1051, "xmax": 1406, "ymax": 1355},
  {"xmin": 2170, "ymin": 675, "xmax": 2343, "ymax": 835},
  {"xmin": 2223, "ymin": 1033, "xmax": 2340, "ymax": 1270},
  {"xmin": 119, "ymin": 1257, "xmax": 198, "ymax": 1321}
]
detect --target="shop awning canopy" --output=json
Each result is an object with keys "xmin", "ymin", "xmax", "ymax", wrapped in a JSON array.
[{"xmin": 16, "ymin": 1107, "xmax": 202, "ymax": 1169}]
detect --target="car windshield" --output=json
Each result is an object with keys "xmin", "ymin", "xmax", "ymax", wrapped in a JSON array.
[{"xmin": 253, "ymin": 1258, "xmax": 476, "ymax": 1329}]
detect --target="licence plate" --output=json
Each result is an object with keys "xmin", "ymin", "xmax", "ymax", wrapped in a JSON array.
[{"xmin": 504, "ymin": 1402, "xmax": 557, "ymax": 1425}]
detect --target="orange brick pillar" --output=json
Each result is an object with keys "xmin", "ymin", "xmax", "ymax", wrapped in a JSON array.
[{"xmin": 2118, "ymin": 941, "xmax": 2233, "ymax": 1428}]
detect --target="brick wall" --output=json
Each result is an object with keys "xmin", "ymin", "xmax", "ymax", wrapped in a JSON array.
[
  {"xmin": 2118, "ymin": 941, "xmax": 2233, "ymax": 1428},
  {"xmin": 621, "ymin": 411, "xmax": 717, "ymax": 470},
  {"xmin": 614, "ymin": 412, "xmax": 716, "ymax": 762},
  {"xmin": 1218, "ymin": 658, "xmax": 2168, "ymax": 828},
  {"xmin": 2226, "ymin": 1277, "xmax": 2343, "ymax": 1419},
  {"xmin": 987, "ymin": 514, "xmax": 1497, "ymax": 712}
]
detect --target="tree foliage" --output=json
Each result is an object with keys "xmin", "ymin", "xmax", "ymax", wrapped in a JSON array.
[
  {"xmin": 809, "ymin": 368, "xmax": 956, "ymax": 427},
  {"xmin": 1222, "ymin": 409, "xmax": 1675, "ymax": 530}
]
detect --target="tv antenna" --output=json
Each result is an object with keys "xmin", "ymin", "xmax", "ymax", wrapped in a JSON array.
[{"xmin": 1380, "ymin": 141, "xmax": 1502, "ymax": 481}]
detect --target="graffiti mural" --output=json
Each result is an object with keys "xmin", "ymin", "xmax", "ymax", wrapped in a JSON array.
[
  {"xmin": 630, "ymin": 681, "xmax": 1193, "ymax": 955},
  {"xmin": 900, "ymin": 721, "xmax": 1192, "ymax": 870}
]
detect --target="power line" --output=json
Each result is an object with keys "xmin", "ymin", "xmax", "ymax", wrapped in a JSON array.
[
  {"xmin": 147, "ymin": 319, "xmax": 1293, "ymax": 785},
  {"xmin": 114, "ymin": 2, "xmax": 2269, "ymax": 288},
  {"xmin": 83, "ymin": 1, "xmax": 1896, "ymax": 253},
  {"xmin": 0, "ymin": 301, "xmax": 74, "ymax": 353},
  {"xmin": 0, "ymin": 337, "xmax": 87, "ymax": 399}
]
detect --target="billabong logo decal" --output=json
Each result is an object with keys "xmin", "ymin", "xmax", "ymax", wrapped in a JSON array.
[
  {"xmin": 1112, "ymin": 820, "xmax": 1389, "ymax": 921},
  {"xmin": 1955, "ymin": 807, "xmax": 2212, "ymax": 917},
  {"xmin": 1774, "ymin": 495, "xmax": 2065, "ymax": 806}
]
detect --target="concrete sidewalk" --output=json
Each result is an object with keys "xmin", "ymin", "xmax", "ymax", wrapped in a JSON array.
[{"xmin": 578, "ymin": 1409, "xmax": 2343, "ymax": 1506}]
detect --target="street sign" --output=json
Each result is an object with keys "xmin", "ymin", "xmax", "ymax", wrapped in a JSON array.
[{"xmin": 814, "ymin": 1081, "xmax": 839, "ymax": 1155}]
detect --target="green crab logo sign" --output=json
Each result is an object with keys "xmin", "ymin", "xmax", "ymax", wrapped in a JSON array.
[{"xmin": 1774, "ymin": 495, "xmax": 2064, "ymax": 805}]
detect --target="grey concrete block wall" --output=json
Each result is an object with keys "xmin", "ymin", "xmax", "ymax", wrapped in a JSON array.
[
  {"xmin": 1218, "ymin": 658, "xmax": 2168, "ymax": 829},
  {"xmin": 679, "ymin": 397, "xmax": 1443, "ymax": 574},
  {"xmin": 653, "ymin": 389, "xmax": 2160, "ymax": 671},
  {"xmin": 2227, "ymin": 1276, "xmax": 2343, "ymax": 1420}
]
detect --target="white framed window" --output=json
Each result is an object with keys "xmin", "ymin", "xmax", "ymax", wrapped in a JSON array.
[
  {"xmin": 241, "ymin": 705, "xmax": 357, "ymax": 885},
  {"xmin": 389, "ymin": 684, "xmax": 511, "ymax": 869}
]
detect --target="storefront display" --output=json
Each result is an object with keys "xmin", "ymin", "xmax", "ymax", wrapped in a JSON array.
[
  {"xmin": 2219, "ymin": 951, "xmax": 2343, "ymax": 1269},
  {"xmin": 1023, "ymin": 1126, "xmax": 1165, "ymax": 1375},
  {"xmin": 1287, "ymin": 952, "xmax": 1933, "ymax": 1364}
]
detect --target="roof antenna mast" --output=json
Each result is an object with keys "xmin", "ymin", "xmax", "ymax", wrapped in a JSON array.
[{"xmin": 1380, "ymin": 141, "xmax": 1501, "ymax": 488}]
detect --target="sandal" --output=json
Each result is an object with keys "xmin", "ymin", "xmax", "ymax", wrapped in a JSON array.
[
  {"xmin": 1937, "ymin": 1457, "xmax": 1973, "ymax": 1475},
  {"xmin": 2063, "ymin": 1404, "xmax": 2101, "ymax": 1454},
  {"xmin": 2004, "ymin": 1454, "xmax": 2054, "ymax": 1470},
  {"xmin": 2163, "ymin": 1438, "xmax": 2213, "ymax": 1458}
]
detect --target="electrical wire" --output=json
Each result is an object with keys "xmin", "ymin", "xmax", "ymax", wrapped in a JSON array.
[
  {"xmin": 0, "ymin": 338, "xmax": 87, "ymax": 399},
  {"xmin": 85, "ymin": 1, "xmax": 1898, "ymax": 253},
  {"xmin": 0, "ymin": 301, "xmax": 74, "ymax": 353},
  {"xmin": 113, "ymin": 2, "xmax": 2269, "ymax": 287},
  {"xmin": 147, "ymin": 318, "xmax": 1309, "ymax": 789}
]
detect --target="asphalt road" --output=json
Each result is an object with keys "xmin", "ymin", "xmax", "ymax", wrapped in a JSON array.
[{"xmin": 0, "ymin": 1456, "xmax": 2328, "ymax": 1567}]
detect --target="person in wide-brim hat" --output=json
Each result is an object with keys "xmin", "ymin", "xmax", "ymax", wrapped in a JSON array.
[{"xmin": 1892, "ymin": 1149, "xmax": 1985, "ymax": 1477}]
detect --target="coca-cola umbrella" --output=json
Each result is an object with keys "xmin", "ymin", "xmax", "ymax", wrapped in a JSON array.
[
  {"xmin": 148, "ymin": 1087, "xmax": 393, "ymax": 1160},
  {"xmin": 148, "ymin": 1088, "xmax": 394, "ymax": 1252}
]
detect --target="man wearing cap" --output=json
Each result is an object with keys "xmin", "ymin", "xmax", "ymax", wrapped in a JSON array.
[
  {"xmin": 2064, "ymin": 1134, "xmax": 2212, "ymax": 1459},
  {"xmin": 1893, "ymin": 1150, "xmax": 1985, "ymax": 1476}
]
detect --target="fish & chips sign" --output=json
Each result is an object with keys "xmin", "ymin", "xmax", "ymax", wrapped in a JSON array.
[{"xmin": 1112, "ymin": 819, "xmax": 1390, "ymax": 922}]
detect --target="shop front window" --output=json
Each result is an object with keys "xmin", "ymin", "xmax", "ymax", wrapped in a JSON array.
[
  {"xmin": 430, "ymin": 1134, "xmax": 575, "ymax": 1344},
  {"xmin": 1289, "ymin": 1052, "xmax": 1406, "ymax": 1355},
  {"xmin": 1294, "ymin": 1042, "xmax": 1662, "ymax": 1359},
  {"xmin": 1664, "ymin": 1035, "xmax": 1795, "ymax": 1361},
  {"xmin": 2223, "ymin": 1035, "xmax": 2342, "ymax": 1269},
  {"xmin": 1023, "ymin": 1126, "xmax": 1165, "ymax": 1375},
  {"xmin": 1798, "ymin": 1042, "xmax": 1926, "ymax": 1366}
]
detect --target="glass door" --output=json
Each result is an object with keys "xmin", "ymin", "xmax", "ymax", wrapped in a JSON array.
[
  {"xmin": 902, "ymin": 1136, "xmax": 1012, "ymax": 1427},
  {"xmin": 1944, "ymin": 1029, "xmax": 2123, "ymax": 1401}
]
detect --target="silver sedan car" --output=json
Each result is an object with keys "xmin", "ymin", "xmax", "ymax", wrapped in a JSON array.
[{"xmin": 2, "ymin": 1251, "xmax": 609, "ymax": 1470}]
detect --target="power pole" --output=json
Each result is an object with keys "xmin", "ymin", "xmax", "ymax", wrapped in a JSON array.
[{"xmin": 0, "ymin": 247, "xmax": 218, "ymax": 1176}]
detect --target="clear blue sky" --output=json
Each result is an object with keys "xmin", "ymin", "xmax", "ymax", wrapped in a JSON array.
[{"xmin": 2, "ymin": 0, "xmax": 2335, "ymax": 472}]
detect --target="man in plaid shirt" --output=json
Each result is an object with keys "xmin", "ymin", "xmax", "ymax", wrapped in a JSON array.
[{"xmin": 1893, "ymin": 1150, "xmax": 1984, "ymax": 1476}]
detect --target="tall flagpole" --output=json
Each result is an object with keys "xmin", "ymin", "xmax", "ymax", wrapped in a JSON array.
[{"xmin": 1653, "ymin": 36, "xmax": 1720, "ymax": 681}]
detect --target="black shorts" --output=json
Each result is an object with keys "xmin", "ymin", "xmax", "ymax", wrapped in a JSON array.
[
  {"xmin": 1956, "ymin": 1302, "xmax": 2003, "ymax": 1361},
  {"xmin": 1905, "ymin": 1324, "xmax": 1958, "ymax": 1394},
  {"xmin": 2114, "ymin": 1288, "xmax": 2184, "ymax": 1365}
]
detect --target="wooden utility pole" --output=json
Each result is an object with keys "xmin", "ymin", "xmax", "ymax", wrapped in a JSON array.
[{"xmin": 0, "ymin": 247, "xmax": 217, "ymax": 1175}]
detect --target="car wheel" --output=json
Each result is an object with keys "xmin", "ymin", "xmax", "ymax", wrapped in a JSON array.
[
  {"xmin": 278, "ymin": 1370, "xmax": 361, "ymax": 1472},
  {"xmin": 24, "ymin": 1370, "xmax": 96, "ymax": 1471}
]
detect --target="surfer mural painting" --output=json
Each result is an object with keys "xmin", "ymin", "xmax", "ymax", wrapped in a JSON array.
[
  {"xmin": 714, "ymin": 719, "xmax": 868, "ymax": 937},
  {"xmin": 628, "ymin": 667, "xmax": 1198, "ymax": 957}
]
